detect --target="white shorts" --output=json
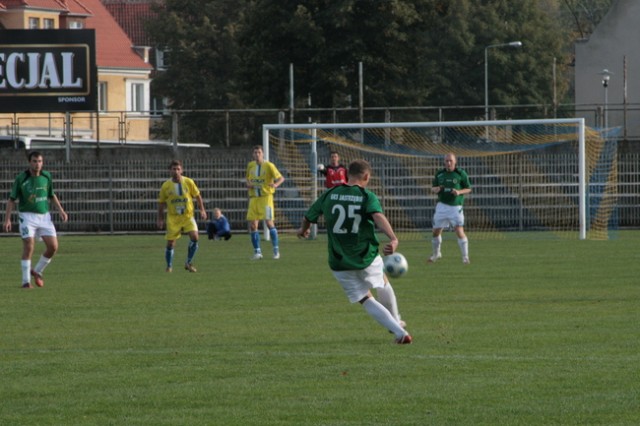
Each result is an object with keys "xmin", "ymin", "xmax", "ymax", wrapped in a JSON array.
[
  {"xmin": 18, "ymin": 212, "xmax": 57, "ymax": 240},
  {"xmin": 331, "ymin": 256, "xmax": 385, "ymax": 303},
  {"xmin": 433, "ymin": 202, "xmax": 465, "ymax": 229}
]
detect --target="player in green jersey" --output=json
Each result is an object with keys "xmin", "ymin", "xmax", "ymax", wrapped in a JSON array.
[
  {"xmin": 429, "ymin": 152, "xmax": 472, "ymax": 264},
  {"xmin": 3, "ymin": 151, "xmax": 68, "ymax": 289},
  {"xmin": 298, "ymin": 159, "xmax": 412, "ymax": 344}
]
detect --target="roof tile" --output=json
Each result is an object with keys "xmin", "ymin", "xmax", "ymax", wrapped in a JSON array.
[
  {"xmin": 101, "ymin": 0, "xmax": 157, "ymax": 46},
  {"xmin": 83, "ymin": 0, "xmax": 152, "ymax": 69}
]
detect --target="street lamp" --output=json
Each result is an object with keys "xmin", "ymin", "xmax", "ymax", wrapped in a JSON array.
[
  {"xmin": 484, "ymin": 41, "xmax": 523, "ymax": 121},
  {"xmin": 600, "ymin": 68, "xmax": 613, "ymax": 128}
]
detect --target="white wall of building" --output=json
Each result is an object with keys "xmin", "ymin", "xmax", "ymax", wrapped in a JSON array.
[{"xmin": 575, "ymin": 0, "xmax": 640, "ymax": 138}]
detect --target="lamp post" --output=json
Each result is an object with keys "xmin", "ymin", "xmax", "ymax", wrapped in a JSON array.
[
  {"xmin": 484, "ymin": 41, "xmax": 523, "ymax": 121},
  {"xmin": 600, "ymin": 68, "xmax": 613, "ymax": 128}
]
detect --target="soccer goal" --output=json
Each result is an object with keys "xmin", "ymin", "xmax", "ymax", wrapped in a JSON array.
[{"xmin": 262, "ymin": 118, "xmax": 618, "ymax": 240}]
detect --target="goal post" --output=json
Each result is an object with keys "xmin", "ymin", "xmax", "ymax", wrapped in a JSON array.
[{"xmin": 262, "ymin": 118, "xmax": 618, "ymax": 240}]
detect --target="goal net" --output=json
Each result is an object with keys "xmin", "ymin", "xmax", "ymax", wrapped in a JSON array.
[{"xmin": 262, "ymin": 119, "xmax": 618, "ymax": 240}]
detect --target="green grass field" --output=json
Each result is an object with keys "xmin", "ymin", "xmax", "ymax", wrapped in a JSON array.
[{"xmin": 1, "ymin": 232, "xmax": 639, "ymax": 425}]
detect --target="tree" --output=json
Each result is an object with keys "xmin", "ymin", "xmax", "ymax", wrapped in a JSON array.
[
  {"xmin": 237, "ymin": 0, "xmax": 433, "ymax": 109},
  {"xmin": 145, "ymin": 0, "xmax": 247, "ymax": 144},
  {"xmin": 237, "ymin": 0, "xmax": 569, "ymax": 116},
  {"xmin": 146, "ymin": 0, "xmax": 245, "ymax": 109},
  {"xmin": 146, "ymin": 0, "xmax": 586, "ymax": 125},
  {"xmin": 419, "ymin": 0, "xmax": 571, "ymax": 113}
]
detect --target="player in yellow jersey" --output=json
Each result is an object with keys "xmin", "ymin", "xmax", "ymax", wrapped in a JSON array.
[
  {"xmin": 246, "ymin": 145, "xmax": 285, "ymax": 260},
  {"xmin": 157, "ymin": 160, "xmax": 207, "ymax": 272}
]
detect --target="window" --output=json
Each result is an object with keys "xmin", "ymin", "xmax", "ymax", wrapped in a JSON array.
[
  {"xmin": 29, "ymin": 18, "xmax": 40, "ymax": 29},
  {"xmin": 68, "ymin": 21, "xmax": 84, "ymax": 29},
  {"xmin": 126, "ymin": 79, "xmax": 150, "ymax": 114},
  {"xmin": 98, "ymin": 82, "xmax": 108, "ymax": 112},
  {"xmin": 156, "ymin": 48, "xmax": 170, "ymax": 70},
  {"xmin": 43, "ymin": 19, "xmax": 55, "ymax": 29},
  {"xmin": 125, "ymin": 80, "xmax": 150, "ymax": 114},
  {"xmin": 150, "ymin": 96, "xmax": 170, "ymax": 116},
  {"xmin": 131, "ymin": 83, "xmax": 144, "ymax": 112}
]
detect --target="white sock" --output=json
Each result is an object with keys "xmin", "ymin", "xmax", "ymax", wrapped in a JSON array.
[
  {"xmin": 432, "ymin": 235, "xmax": 442, "ymax": 257},
  {"xmin": 34, "ymin": 255, "xmax": 52, "ymax": 275},
  {"xmin": 376, "ymin": 282, "xmax": 401, "ymax": 323},
  {"xmin": 362, "ymin": 297, "xmax": 406, "ymax": 339},
  {"xmin": 458, "ymin": 237, "xmax": 469, "ymax": 258},
  {"xmin": 21, "ymin": 260, "xmax": 31, "ymax": 284}
]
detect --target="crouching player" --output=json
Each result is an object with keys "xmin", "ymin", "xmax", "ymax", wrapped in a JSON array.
[{"xmin": 207, "ymin": 208, "xmax": 232, "ymax": 241}]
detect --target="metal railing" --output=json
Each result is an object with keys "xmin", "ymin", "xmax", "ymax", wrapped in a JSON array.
[{"xmin": 2, "ymin": 102, "xmax": 640, "ymax": 149}]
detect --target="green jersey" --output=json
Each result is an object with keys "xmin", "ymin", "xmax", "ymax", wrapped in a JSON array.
[
  {"xmin": 305, "ymin": 184, "xmax": 383, "ymax": 271},
  {"xmin": 433, "ymin": 167, "xmax": 471, "ymax": 206},
  {"xmin": 9, "ymin": 170, "xmax": 55, "ymax": 214}
]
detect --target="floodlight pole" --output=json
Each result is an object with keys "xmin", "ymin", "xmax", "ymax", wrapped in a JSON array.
[
  {"xmin": 600, "ymin": 68, "xmax": 612, "ymax": 128},
  {"xmin": 484, "ymin": 41, "xmax": 523, "ymax": 122},
  {"xmin": 289, "ymin": 63, "xmax": 294, "ymax": 123}
]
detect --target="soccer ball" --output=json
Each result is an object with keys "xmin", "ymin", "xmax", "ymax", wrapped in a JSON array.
[
  {"xmin": 384, "ymin": 253, "xmax": 408, "ymax": 278},
  {"xmin": 317, "ymin": 163, "xmax": 325, "ymax": 171}
]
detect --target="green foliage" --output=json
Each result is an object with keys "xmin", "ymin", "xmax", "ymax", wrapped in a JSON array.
[
  {"xmin": 421, "ymin": 0, "xmax": 569, "ymax": 109},
  {"xmin": 1, "ymin": 233, "xmax": 639, "ymax": 425},
  {"xmin": 145, "ymin": 0, "xmax": 249, "ymax": 144},
  {"xmin": 559, "ymin": 0, "xmax": 615, "ymax": 39},
  {"xmin": 237, "ymin": 0, "xmax": 570, "ymax": 110},
  {"xmin": 146, "ymin": 0, "xmax": 246, "ymax": 110},
  {"xmin": 145, "ymin": 1, "xmax": 615, "ymax": 113},
  {"xmin": 237, "ymin": 0, "xmax": 434, "ymax": 108}
]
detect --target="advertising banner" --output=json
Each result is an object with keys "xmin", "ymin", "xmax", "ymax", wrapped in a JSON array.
[{"xmin": 0, "ymin": 29, "xmax": 97, "ymax": 112}]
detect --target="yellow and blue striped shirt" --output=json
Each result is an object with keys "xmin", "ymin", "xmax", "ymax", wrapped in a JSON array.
[
  {"xmin": 246, "ymin": 161, "xmax": 282, "ymax": 198},
  {"xmin": 158, "ymin": 177, "xmax": 200, "ymax": 217}
]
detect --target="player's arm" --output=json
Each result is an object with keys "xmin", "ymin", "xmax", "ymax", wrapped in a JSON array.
[
  {"xmin": 272, "ymin": 175, "xmax": 285, "ymax": 189},
  {"xmin": 451, "ymin": 187, "xmax": 471, "ymax": 196},
  {"xmin": 245, "ymin": 165, "xmax": 254, "ymax": 189},
  {"xmin": 297, "ymin": 216, "xmax": 312, "ymax": 239},
  {"xmin": 195, "ymin": 194, "xmax": 207, "ymax": 220},
  {"xmin": 452, "ymin": 174, "xmax": 472, "ymax": 196},
  {"xmin": 4, "ymin": 179, "xmax": 20, "ymax": 232},
  {"xmin": 50, "ymin": 194, "xmax": 68, "ymax": 222},
  {"xmin": 3, "ymin": 198, "xmax": 16, "ymax": 232},
  {"xmin": 430, "ymin": 177, "xmax": 442, "ymax": 194},
  {"xmin": 372, "ymin": 212, "xmax": 399, "ymax": 256},
  {"xmin": 157, "ymin": 201, "xmax": 167, "ymax": 229}
]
